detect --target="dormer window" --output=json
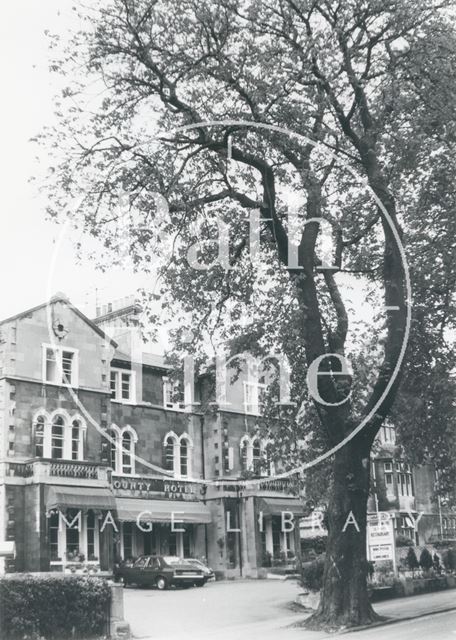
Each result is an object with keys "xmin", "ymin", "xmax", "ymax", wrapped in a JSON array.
[
  {"xmin": 43, "ymin": 345, "xmax": 78, "ymax": 387},
  {"xmin": 110, "ymin": 368, "xmax": 135, "ymax": 403}
]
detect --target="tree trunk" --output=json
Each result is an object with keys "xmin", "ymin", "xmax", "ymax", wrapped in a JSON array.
[{"xmin": 305, "ymin": 438, "xmax": 381, "ymax": 630}]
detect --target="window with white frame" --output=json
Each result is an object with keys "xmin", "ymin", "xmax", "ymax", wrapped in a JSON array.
[
  {"xmin": 397, "ymin": 514, "xmax": 416, "ymax": 541},
  {"xmin": 398, "ymin": 471, "xmax": 414, "ymax": 497},
  {"xmin": 180, "ymin": 437, "xmax": 189, "ymax": 477},
  {"xmin": 106, "ymin": 425, "xmax": 138, "ymax": 475},
  {"xmin": 51, "ymin": 415, "xmax": 65, "ymax": 459},
  {"xmin": 243, "ymin": 381, "xmax": 267, "ymax": 415},
  {"xmin": 383, "ymin": 461, "xmax": 394, "ymax": 491},
  {"xmin": 379, "ymin": 425, "xmax": 396, "ymax": 445},
  {"xmin": 121, "ymin": 431, "xmax": 134, "ymax": 475},
  {"xmin": 251, "ymin": 437, "xmax": 262, "ymax": 474},
  {"xmin": 43, "ymin": 345, "xmax": 78, "ymax": 387},
  {"xmin": 110, "ymin": 368, "xmax": 135, "ymax": 402},
  {"xmin": 164, "ymin": 434, "xmax": 176, "ymax": 472},
  {"xmin": 71, "ymin": 419, "xmax": 84, "ymax": 461},
  {"xmin": 162, "ymin": 432, "xmax": 192, "ymax": 478},
  {"xmin": 107, "ymin": 428, "xmax": 119, "ymax": 473},
  {"xmin": 396, "ymin": 461, "xmax": 414, "ymax": 497},
  {"xmin": 163, "ymin": 377, "xmax": 185, "ymax": 410},
  {"xmin": 48, "ymin": 509, "xmax": 100, "ymax": 563},
  {"xmin": 240, "ymin": 435, "xmax": 271, "ymax": 476},
  {"xmin": 240, "ymin": 437, "xmax": 249, "ymax": 471},
  {"xmin": 33, "ymin": 410, "xmax": 86, "ymax": 461},
  {"xmin": 34, "ymin": 415, "xmax": 45, "ymax": 457}
]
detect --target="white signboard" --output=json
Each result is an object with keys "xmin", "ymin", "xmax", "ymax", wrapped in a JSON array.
[
  {"xmin": 367, "ymin": 513, "xmax": 395, "ymax": 562},
  {"xmin": 0, "ymin": 541, "xmax": 15, "ymax": 557},
  {"xmin": 369, "ymin": 544, "xmax": 394, "ymax": 561}
]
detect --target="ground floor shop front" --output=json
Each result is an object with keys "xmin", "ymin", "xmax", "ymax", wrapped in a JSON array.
[
  {"xmin": 115, "ymin": 497, "xmax": 210, "ymax": 561},
  {"xmin": 1, "ymin": 468, "xmax": 304, "ymax": 578},
  {"xmin": 205, "ymin": 492, "xmax": 305, "ymax": 579}
]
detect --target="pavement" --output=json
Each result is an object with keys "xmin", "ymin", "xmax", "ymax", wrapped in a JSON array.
[{"xmin": 123, "ymin": 579, "xmax": 456, "ymax": 640}]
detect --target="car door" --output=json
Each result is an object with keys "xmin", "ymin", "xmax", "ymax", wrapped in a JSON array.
[
  {"xmin": 148, "ymin": 556, "xmax": 162, "ymax": 586},
  {"xmin": 132, "ymin": 556, "xmax": 149, "ymax": 586}
]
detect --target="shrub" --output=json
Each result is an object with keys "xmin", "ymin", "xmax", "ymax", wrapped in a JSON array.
[
  {"xmin": 367, "ymin": 561, "xmax": 375, "ymax": 580},
  {"xmin": 406, "ymin": 547, "xmax": 420, "ymax": 573},
  {"xmin": 396, "ymin": 534, "xmax": 414, "ymax": 547},
  {"xmin": 301, "ymin": 557, "xmax": 325, "ymax": 592},
  {"xmin": 301, "ymin": 536, "xmax": 327, "ymax": 556},
  {"xmin": 0, "ymin": 574, "xmax": 111, "ymax": 640},
  {"xmin": 442, "ymin": 547, "xmax": 456, "ymax": 572},
  {"xmin": 261, "ymin": 550, "xmax": 272, "ymax": 568},
  {"xmin": 419, "ymin": 548, "xmax": 433, "ymax": 572}
]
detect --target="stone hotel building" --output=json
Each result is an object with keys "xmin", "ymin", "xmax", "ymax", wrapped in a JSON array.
[{"xmin": 0, "ymin": 294, "xmax": 304, "ymax": 578}]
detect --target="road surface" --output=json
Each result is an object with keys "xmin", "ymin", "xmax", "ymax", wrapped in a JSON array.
[{"xmin": 123, "ymin": 579, "xmax": 456, "ymax": 640}]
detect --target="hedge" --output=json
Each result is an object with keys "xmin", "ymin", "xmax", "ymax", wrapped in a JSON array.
[{"xmin": 0, "ymin": 575, "xmax": 111, "ymax": 640}]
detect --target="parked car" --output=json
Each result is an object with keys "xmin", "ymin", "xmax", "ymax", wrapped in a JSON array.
[
  {"xmin": 115, "ymin": 555, "xmax": 207, "ymax": 589},
  {"xmin": 184, "ymin": 558, "xmax": 215, "ymax": 581}
]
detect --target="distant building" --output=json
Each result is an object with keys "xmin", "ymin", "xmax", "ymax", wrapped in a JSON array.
[
  {"xmin": 300, "ymin": 424, "xmax": 456, "ymax": 550},
  {"xmin": 368, "ymin": 425, "xmax": 456, "ymax": 546}
]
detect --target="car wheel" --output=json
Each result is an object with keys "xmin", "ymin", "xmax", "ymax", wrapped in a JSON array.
[
  {"xmin": 195, "ymin": 580, "xmax": 205, "ymax": 587},
  {"xmin": 156, "ymin": 576, "xmax": 168, "ymax": 590}
]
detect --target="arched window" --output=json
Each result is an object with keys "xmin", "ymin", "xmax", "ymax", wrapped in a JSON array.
[
  {"xmin": 71, "ymin": 419, "xmax": 84, "ymax": 461},
  {"xmin": 179, "ymin": 434, "xmax": 193, "ymax": 478},
  {"xmin": 106, "ymin": 426, "xmax": 137, "ymax": 475},
  {"xmin": 239, "ymin": 436, "xmax": 271, "ymax": 476},
  {"xmin": 121, "ymin": 431, "xmax": 134, "ymax": 475},
  {"xmin": 240, "ymin": 436, "xmax": 249, "ymax": 471},
  {"xmin": 51, "ymin": 415, "xmax": 65, "ymax": 460},
  {"xmin": 251, "ymin": 438, "xmax": 262, "ymax": 474},
  {"xmin": 164, "ymin": 435, "xmax": 176, "ymax": 472},
  {"xmin": 32, "ymin": 410, "xmax": 85, "ymax": 460},
  {"xmin": 106, "ymin": 428, "xmax": 119, "ymax": 472},
  {"xmin": 180, "ymin": 438, "xmax": 189, "ymax": 477},
  {"xmin": 34, "ymin": 415, "xmax": 46, "ymax": 457}
]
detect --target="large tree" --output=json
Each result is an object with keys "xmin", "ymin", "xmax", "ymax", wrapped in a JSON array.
[{"xmin": 42, "ymin": 0, "xmax": 456, "ymax": 629}]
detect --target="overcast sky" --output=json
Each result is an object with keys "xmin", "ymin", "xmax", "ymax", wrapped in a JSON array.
[
  {"xmin": 0, "ymin": 1, "xmax": 150, "ymax": 323},
  {"xmin": 0, "ymin": 1, "xmax": 376, "ymax": 358}
]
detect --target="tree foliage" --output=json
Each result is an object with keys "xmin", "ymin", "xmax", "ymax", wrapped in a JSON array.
[{"xmin": 40, "ymin": 0, "xmax": 456, "ymax": 628}]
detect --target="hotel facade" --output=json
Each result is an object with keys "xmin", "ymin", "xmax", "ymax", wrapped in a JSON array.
[{"xmin": 0, "ymin": 295, "xmax": 304, "ymax": 578}]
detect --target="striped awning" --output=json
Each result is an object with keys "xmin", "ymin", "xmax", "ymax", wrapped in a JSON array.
[
  {"xmin": 46, "ymin": 486, "xmax": 116, "ymax": 511},
  {"xmin": 257, "ymin": 497, "xmax": 306, "ymax": 517},
  {"xmin": 116, "ymin": 498, "xmax": 212, "ymax": 524}
]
